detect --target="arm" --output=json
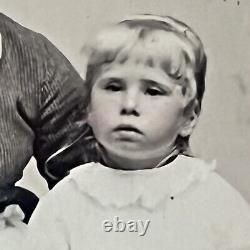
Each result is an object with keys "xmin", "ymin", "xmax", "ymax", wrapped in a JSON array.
[
  {"xmin": 0, "ymin": 13, "xmax": 86, "ymax": 221},
  {"xmin": 0, "ymin": 13, "xmax": 87, "ymax": 190},
  {"xmin": 204, "ymin": 173, "xmax": 250, "ymax": 250},
  {"xmin": 33, "ymin": 34, "xmax": 87, "ymax": 189},
  {"xmin": 26, "ymin": 183, "xmax": 72, "ymax": 250}
]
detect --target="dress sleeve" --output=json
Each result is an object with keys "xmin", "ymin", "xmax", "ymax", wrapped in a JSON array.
[
  {"xmin": 224, "ymin": 197, "xmax": 250, "ymax": 250},
  {"xmin": 205, "ymin": 173, "xmax": 250, "ymax": 250},
  {"xmin": 26, "ymin": 185, "xmax": 71, "ymax": 250}
]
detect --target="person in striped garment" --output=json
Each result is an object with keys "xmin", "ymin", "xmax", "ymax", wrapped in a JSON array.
[{"xmin": 0, "ymin": 12, "xmax": 88, "ymax": 222}]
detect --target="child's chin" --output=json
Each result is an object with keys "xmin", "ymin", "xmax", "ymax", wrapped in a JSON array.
[{"xmin": 105, "ymin": 148, "xmax": 157, "ymax": 170}]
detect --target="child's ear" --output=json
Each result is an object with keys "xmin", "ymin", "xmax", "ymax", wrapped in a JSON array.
[{"xmin": 179, "ymin": 99, "xmax": 200, "ymax": 137}]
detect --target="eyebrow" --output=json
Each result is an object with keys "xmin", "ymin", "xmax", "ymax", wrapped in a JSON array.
[{"xmin": 100, "ymin": 77, "xmax": 124, "ymax": 84}]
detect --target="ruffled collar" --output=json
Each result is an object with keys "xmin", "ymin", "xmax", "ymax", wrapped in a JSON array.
[{"xmin": 69, "ymin": 155, "xmax": 216, "ymax": 210}]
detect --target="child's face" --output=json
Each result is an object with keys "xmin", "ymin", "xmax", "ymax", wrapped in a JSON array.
[{"xmin": 87, "ymin": 54, "xmax": 194, "ymax": 170}]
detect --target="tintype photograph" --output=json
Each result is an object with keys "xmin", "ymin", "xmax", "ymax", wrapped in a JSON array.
[{"xmin": 0, "ymin": 0, "xmax": 250, "ymax": 249}]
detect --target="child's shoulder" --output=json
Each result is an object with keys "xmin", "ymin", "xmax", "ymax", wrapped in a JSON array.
[
  {"xmin": 183, "ymin": 156, "xmax": 250, "ymax": 214},
  {"xmin": 175, "ymin": 155, "xmax": 250, "ymax": 223},
  {"xmin": 186, "ymin": 162, "xmax": 250, "ymax": 249},
  {"xmin": 195, "ymin": 169, "xmax": 250, "ymax": 214},
  {"xmin": 48, "ymin": 162, "xmax": 98, "ymax": 195},
  {"xmin": 177, "ymin": 156, "xmax": 250, "ymax": 249},
  {"xmin": 177, "ymin": 156, "xmax": 248, "ymax": 206}
]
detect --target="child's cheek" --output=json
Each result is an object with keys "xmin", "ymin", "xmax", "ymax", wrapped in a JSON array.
[{"xmin": 173, "ymin": 85, "xmax": 190, "ymax": 107}]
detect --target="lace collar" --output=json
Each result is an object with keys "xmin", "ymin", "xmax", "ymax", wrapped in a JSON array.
[{"xmin": 69, "ymin": 155, "xmax": 216, "ymax": 210}]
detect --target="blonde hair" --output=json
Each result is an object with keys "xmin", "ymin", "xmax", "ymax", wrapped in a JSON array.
[
  {"xmin": 83, "ymin": 14, "xmax": 206, "ymax": 152},
  {"xmin": 45, "ymin": 14, "xmax": 207, "ymax": 178}
]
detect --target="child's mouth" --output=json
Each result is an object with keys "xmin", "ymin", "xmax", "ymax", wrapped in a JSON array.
[{"xmin": 113, "ymin": 125, "xmax": 143, "ymax": 135}]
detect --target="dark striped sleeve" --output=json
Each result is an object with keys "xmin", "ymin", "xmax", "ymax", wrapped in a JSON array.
[
  {"xmin": 34, "ymin": 34, "xmax": 87, "ymax": 188},
  {"xmin": 0, "ymin": 13, "xmax": 86, "ymax": 189}
]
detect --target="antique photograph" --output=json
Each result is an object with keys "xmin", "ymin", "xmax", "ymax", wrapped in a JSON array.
[{"xmin": 0, "ymin": 0, "xmax": 250, "ymax": 249}]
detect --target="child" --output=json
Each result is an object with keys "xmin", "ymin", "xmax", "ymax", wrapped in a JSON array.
[{"xmin": 26, "ymin": 14, "xmax": 250, "ymax": 250}]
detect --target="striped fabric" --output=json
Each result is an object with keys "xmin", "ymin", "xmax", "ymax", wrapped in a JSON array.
[{"xmin": 0, "ymin": 13, "xmax": 86, "ymax": 189}]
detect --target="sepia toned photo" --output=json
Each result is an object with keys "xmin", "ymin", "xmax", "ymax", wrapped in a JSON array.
[{"xmin": 0, "ymin": 0, "xmax": 250, "ymax": 249}]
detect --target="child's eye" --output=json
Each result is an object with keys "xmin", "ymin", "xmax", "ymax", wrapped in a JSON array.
[
  {"xmin": 104, "ymin": 82, "xmax": 123, "ymax": 92},
  {"xmin": 145, "ymin": 87, "xmax": 166, "ymax": 96}
]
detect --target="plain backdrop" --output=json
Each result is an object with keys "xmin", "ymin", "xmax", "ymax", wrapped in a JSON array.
[{"xmin": 1, "ymin": 0, "xmax": 249, "ymax": 201}]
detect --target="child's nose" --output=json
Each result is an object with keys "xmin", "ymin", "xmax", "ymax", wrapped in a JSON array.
[{"xmin": 120, "ymin": 89, "xmax": 140, "ymax": 116}]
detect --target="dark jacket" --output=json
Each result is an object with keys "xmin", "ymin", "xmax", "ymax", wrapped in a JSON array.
[{"xmin": 0, "ymin": 13, "xmax": 87, "ymax": 189}]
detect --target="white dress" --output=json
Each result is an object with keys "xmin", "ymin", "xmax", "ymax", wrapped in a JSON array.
[{"xmin": 27, "ymin": 155, "xmax": 250, "ymax": 250}]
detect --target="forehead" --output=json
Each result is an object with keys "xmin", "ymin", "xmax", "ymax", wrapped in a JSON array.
[
  {"xmin": 95, "ymin": 31, "xmax": 194, "ymax": 84},
  {"xmin": 97, "ymin": 59, "xmax": 174, "ymax": 87},
  {"xmin": 110, "ymin": 29, "xmax": 195, "ymax": 76}
]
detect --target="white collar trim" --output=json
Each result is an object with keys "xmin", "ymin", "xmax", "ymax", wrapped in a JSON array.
[{"xmin": 68, "ymin": 156, "xmax": 216, "ymax": 210}]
